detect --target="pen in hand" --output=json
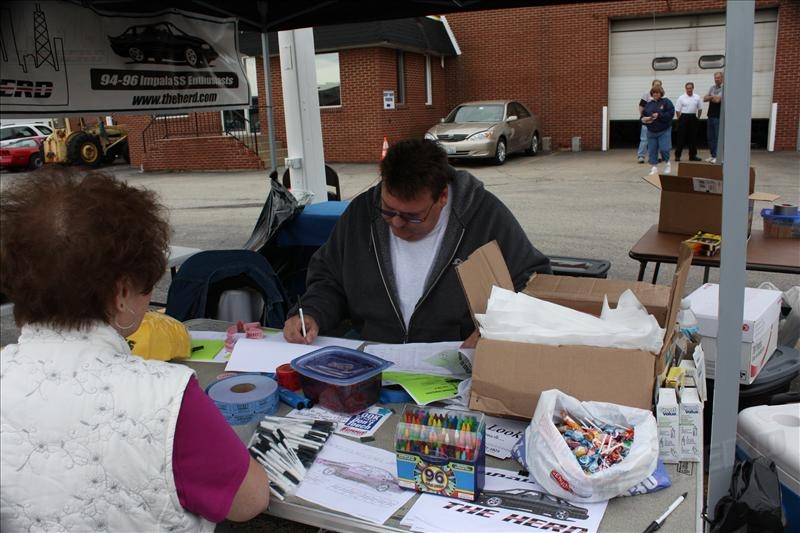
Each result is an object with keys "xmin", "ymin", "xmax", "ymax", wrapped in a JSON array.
[
  {"xmin": 643, "ymin": 492, "xmax": 687, "ymax": 533},
  {"xmin": 298, "ymin": 296, "xmax": 307, "ymax": 339}
]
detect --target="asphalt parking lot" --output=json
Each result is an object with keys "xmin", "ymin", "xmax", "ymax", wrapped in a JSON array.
[
  {"xmin": 2, "ymin": 148, "xmax": 798, "ymax": 344},
  {"xmin": 1, "ymin": 148, "xmax": 797, "ymax": 532}
]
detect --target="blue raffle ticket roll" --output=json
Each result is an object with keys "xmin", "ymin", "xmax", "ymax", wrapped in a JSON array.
[{"xmin": 205, "ymin": 373, "xmax": 279, "ymax": 425}]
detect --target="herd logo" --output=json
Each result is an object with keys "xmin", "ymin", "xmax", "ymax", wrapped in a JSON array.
[{"xmin": 0, "ymin": 80, "xmax": 54, "ymax": 98}]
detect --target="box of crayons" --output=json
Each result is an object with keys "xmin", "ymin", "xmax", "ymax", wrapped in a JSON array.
[{"xmin": 395, "ymin": 405, "xmax": 486, "ymax": 501}]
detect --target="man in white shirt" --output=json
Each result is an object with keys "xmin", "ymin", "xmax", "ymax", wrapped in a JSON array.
[{"xmin": 674, "ymin": 82, "xmax": 703, "ymax": 162}]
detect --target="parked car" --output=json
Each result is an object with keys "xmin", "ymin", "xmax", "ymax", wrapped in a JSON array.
[
  {"xmin": 317, "ymin": 458, "xmax": 399, "ymax": 492},
  {"xmin": 108, "ymin": 22, "xmax": 218, "ymax": 68},
  {"xmin": 0, "ymin": 123, "xmax": 53, "ymax": 147},
  {"xmin": 425, "ymin": 100, "xmax": 541, "ymax": 165},
  {"xmin": 476, "ymin": 488, "xmax": 589, "ymax": 521},
  {"xmin": 0, "ymin": 137, "xmax": 45, "ymax": 171}
]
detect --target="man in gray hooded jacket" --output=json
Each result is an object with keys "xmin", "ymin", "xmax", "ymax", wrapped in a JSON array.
[{"xmin": 283, "ymin": 139, "xmax": 551, "ymax": 346}]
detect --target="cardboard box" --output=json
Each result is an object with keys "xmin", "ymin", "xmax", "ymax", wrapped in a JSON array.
[
  {"xmin": 525, "ymin": 274, "xmax": 672, "ymax": 326},
  {"xmin": 643, "ymin": 162, "xmax": 778, "ymax": 236},
  {"xmin": 455, "ymin": 241, "xmax": 691, "ymax": 419},
  {"xmin": 656, "ymin": 388, "xmax": 680, "ymax": 464},
  {"xmin": 685, "ymin": 283, "xmax": 782, "ymax": 384},
  {"xmin": 678, "ymin": 387, "xmax": 703, "ymax": 462}
]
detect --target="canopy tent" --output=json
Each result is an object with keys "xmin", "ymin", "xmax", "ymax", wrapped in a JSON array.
[
  {"xmin": 9, "ymin": 0, "xmax": 760, "ymax": 521},
  {"xmin": 78, "ymin": 0, "xmax": 592, "ymax": 32}
]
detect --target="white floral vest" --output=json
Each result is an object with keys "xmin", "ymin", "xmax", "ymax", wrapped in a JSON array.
[{"xmin": 0, "ymin": 323, "xmax": 215, "ymax": 532}]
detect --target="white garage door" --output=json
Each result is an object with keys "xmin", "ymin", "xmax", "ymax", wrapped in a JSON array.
[{"xmin": 609, "ymin": 10, "xmax": 777, "ymax": 121}]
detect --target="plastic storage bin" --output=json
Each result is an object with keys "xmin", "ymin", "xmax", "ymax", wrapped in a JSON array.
[
  {"xmin": 761, "ymin": 207, "xmax": 800, "ymax": 239},
  {"xmin": 704, "ymin": 345, "xmax": 800, "ymax": 448},
  {"xmin": 291, "ymin": 346, "xmax": 392, "ymax": 414},
  {"xmin": 736, "ymin": 403, "xmax": 800, "ymax": 533},
  {"xmin": 549, "ymin": 256, "xmax": 611, "ymax": 278}
]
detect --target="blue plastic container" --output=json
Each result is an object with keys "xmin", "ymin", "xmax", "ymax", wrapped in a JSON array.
[
  {"xmin": 761, "ymin": 207, "xmax": 800, "ymax": 239},
  {"xmin": 291, "ymin": 347, "xmax": 392, "ymax": 413}
]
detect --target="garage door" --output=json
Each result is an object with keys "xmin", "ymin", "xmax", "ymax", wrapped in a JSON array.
[{"xmin": 608, "ymin": 10, "xmax": 777, "ymax": 121}]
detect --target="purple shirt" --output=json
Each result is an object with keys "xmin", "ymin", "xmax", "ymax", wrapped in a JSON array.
[{"xmin": 173, "ymin": 376, "xmax": 250, "ymax": 523}]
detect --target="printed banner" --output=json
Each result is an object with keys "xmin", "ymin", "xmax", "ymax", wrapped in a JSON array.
[{"xmin": 0, "ymin": 2, "xmax": 250, "ymax": 117}]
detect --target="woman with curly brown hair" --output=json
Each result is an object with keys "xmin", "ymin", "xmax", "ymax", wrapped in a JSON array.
[{"xmin": 0, "ymin": 169, "xmax": 268, "ymax": 531}]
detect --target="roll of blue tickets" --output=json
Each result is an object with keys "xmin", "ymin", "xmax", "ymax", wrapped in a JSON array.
[{"xmin": 205, "ymin": 374, "xmax": 279, "ymax": 426}]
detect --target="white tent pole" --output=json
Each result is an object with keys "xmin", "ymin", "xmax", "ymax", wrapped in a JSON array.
[
  {"xmin": 278, "ymin": 28, "xmax": 326, "ymax": 203},
  {"xmin": 706, "ymin": 0, "xmax": 755, "ymax": 519}
]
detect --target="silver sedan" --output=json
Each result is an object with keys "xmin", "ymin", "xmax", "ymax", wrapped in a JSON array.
[{"xmin": 425, "ymin": 100, "xmax": 541, "ymax": 165}]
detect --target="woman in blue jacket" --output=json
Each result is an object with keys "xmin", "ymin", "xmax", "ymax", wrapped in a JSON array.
[{"xmin": 642, "ymin": 86, "xmax": 675, "ymax": 176}]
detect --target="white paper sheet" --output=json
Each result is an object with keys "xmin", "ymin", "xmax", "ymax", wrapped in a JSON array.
[
  {"xmin": 295, "ymin": 435, "xmax": 415, "ymax": 524},
  {"xmin": 364, "ymin": 342, "xmax": 473, "ymax": 376},
  {"xmin": 264, "ymin": 332, "xmax": 364, "ymax": 350},
  {"xmin": 401, "ymin": 467, "xmax": 608, "ymax": 533},
  {"xmin": 224, "ymin": 338, "xmax": 317, "ymax": 372}
]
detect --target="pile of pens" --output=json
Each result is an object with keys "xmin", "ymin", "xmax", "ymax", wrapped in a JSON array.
[
  {"xmin": 395, "ymin": 408, "xmax": 483, "ymax": 461},
  {"xmin": 554, "ymin": 410, "xmax": 634, "ymax": 475},
  {"xmin": 248, "ymin": 415, "xmax": 335, "ymax": 501}
]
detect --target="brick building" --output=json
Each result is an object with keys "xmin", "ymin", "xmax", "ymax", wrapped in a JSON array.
[{"xmin": 130, "ymin": 0, "xmax": 798, "ymax": 170}]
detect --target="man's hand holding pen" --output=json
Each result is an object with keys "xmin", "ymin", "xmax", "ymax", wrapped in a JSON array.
[{"xmin": 283, "ymin": 312, "xmax": 319, "ymax": 344}]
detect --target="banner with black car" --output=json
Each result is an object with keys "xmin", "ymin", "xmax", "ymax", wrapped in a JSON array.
[{"xmin": 1, "ymin": 1, "xmax": 249, "ymax": 117}]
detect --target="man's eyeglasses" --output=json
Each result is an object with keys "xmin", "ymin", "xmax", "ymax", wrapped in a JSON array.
[{"xmin": 377, "ymin": 200, "xmax": 436, "ymax": 224}]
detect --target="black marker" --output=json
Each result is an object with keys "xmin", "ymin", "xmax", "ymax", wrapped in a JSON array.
[{"xmin": 643, "ymin": 492, "xmax": 688, "ymax": 533}]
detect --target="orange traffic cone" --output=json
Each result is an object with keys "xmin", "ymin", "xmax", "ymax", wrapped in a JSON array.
[{"xmin": 381, "ymin": 137, "xmax": 389, "ymax": 160}]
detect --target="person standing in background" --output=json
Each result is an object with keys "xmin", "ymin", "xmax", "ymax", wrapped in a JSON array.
[
  {"xmin": 642, "ymin": 85, "xmax": 675, "ymax": 176},
  {"xmin": 703, "ymin": 71, "xmax": 724, "ymax": 163},
  {"xmin": 637, "ymin": 79, "xmax": 663, "ymax": 164},
  {"xmin": 674, "ymin": 82, "xmax": 703, "ymax": 162}
]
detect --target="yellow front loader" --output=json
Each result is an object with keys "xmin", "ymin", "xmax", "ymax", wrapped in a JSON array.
[{"xmin": 42, "ymin": 118, "xmax": 130, "ymax": 167}]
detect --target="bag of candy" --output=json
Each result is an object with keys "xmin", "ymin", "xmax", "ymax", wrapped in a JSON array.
[{"xmin": 524, "ymin": 389, "xmax": 658, "ymax": 502}]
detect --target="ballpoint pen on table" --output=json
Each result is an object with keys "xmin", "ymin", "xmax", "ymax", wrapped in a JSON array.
[
  {"xmin": 298, "ymin": 296, "xmax": 307, "ymax": 338},
  {"xmin": 643, "ymin": 492, "xmax": 688, "ymax": 533}
]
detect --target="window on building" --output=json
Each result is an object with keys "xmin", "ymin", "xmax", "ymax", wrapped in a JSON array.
[
  {"xmin": 699, "ymin": 55, "xmax": 725, "ymax": 69},
  {"xmin": 316, "ymin": 52, "xmax": 341, "ymax": 107},
  {"xmin": 396, "ymin": 50, "xmax": 406, "ymax": 105},
  {"xmin": 652, "ymin": 57, "xmax": 678, "ymax": 71},
  {"xmin": 425, "ymin": 55, "xmax": 432, "ymax": 105}
]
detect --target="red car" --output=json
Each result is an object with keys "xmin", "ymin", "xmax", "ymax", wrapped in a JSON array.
[{"xmin": 0, "ymin": 137, "xmax": 44, "ymax": 171}]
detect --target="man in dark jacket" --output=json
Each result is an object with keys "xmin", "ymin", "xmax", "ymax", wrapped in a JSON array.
[{"xmin": 282, "ymin": 138, "xmax": 551, "ymax": 346}]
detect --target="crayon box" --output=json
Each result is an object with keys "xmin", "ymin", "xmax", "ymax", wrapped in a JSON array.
[{"xmin": 395, "ymin": 405, "xmax": 486, "ymax": 501}]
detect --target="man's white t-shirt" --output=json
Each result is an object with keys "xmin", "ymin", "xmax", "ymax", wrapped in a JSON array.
[{"xmin": 389, "ymin": 186, "xmax": 452, "ymax": 328}]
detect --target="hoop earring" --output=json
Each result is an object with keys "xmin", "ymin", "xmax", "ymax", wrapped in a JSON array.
[{"xmin": 114, "ymin": 307, "xmax": 137, "ymax": 330}]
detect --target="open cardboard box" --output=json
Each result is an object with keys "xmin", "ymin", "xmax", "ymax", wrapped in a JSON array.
[
  {"xmin": 524, "ymin": 274, "xmax": 673, "ymax": 326},
  {"xmin": 456, "ymin": 241, "xmax": 691, "ymax": 419},
  {"xmin": 643, "ymin": 162, "xmax": 778, "ymax": 236}
]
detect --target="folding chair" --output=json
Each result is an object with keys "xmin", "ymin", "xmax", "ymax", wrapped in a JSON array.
[
  {"xmin": 165, "ymin": 249, "xmax": 287, "ymax": 328},
  {"xmin": 282, "ymin": 164, "xmax": 342, "ymax": 201}
]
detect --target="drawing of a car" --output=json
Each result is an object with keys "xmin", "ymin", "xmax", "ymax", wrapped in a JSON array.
[
  {"xmin": 476, "ymin": 488, "xmax": 589, "ymax": 521},
  {"xmin": 316, "ymin": 458, "xmax": 399, "ymax": 492},
  {"xmin": 108, "ymin": 22, "xmax": 218, "ymax": 68}
]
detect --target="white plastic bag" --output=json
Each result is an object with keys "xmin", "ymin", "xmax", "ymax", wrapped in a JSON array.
[
  {"xmin": 524, "ymin": 389, "xmax": 658, "ymax": 502},
  {"xmin": 758, "ymin": 282, "xmax": 800, "ymax": 348}
]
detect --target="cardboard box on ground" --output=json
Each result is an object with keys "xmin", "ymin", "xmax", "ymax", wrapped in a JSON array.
[
  {"xmin": 643, "ymin": 162, "xmax": 779, "ymax": 236},
  {"xmin": 455, "ymin": 241, "xmax": 692, "ymax": 419}
]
